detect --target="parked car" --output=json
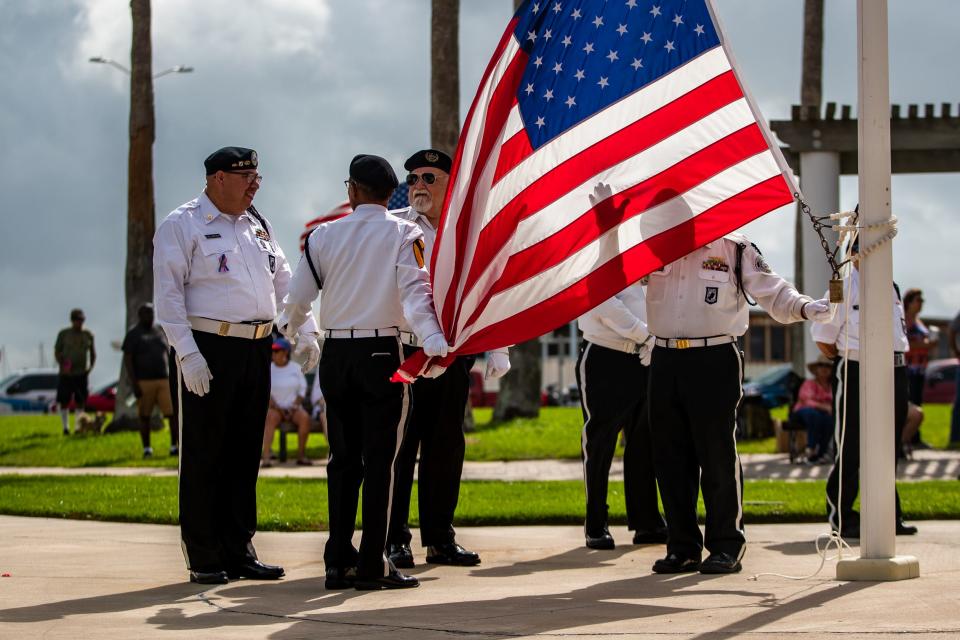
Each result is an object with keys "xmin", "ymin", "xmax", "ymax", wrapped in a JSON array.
[
  {"xmin": 85, "ymin": 381, "xmax": 118, "ymax": 413},
  {"xmin": 923, "ymin": 358, "xmax": 958, "ymax": 404},
  {"xmin": 742, "ymin": 364, "xmax": 803, "ymax": 409},
  {"xmin": 0, "ymin": 368, "xmax": 59, "ymax": 414}
]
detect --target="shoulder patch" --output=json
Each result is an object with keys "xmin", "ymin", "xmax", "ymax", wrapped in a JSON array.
[
  {"xmin": 412, "ymin": 238, "xmax": 425, "ymax": 268},
  {"xmin": 755, "ymin": 254, "xmax": 772, "ymax": 274}
]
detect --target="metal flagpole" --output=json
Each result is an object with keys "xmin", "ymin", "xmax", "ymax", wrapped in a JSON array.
[{"xmin": 836, "ymin": 0, "xmax": 918, "ymax": 581}]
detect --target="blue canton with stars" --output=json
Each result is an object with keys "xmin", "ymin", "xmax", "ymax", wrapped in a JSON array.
[{"xmin": 513, "ymin": 0, "xmax": 721, "ymax": 149}]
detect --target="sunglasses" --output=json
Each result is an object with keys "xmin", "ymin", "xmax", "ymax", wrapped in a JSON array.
[{"xmin": 406, "ymin": 173, "xmax": 438, "ymax": 186}]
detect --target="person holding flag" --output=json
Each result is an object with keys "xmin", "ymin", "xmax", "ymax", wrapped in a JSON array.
[
  {"xmin": 387, "ymin": 149, "xmax": 511, "ymax": 570},
  {"xmin": 281, "ymin": 154, "xmax": 448, "ymax": 591}
]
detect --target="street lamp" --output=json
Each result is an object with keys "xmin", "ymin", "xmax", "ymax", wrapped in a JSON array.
[{"xmin": 89, "ymin": 56, "xmax": 194, "ymax": 79}]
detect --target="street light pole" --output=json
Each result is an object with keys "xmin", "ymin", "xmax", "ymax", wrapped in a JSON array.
[{"xmin": 89, "ymin": 56, "xmax": 194, "ymax": 79}]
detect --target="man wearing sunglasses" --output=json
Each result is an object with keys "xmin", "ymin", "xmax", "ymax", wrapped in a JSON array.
[
  {"xmin": 386, "ymin": 149, "xmax": 512, "ymax": 570},
  {"xmin": 154, "ymin": 146, "xmax": 320, "ymax": 585}
]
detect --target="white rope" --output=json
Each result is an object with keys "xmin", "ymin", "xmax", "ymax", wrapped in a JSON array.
[{"xmin": 749, "ymin": 532, "xmax": 854, "ymax": 581}]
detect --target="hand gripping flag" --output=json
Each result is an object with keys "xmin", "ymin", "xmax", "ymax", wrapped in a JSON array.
[{"xmin": 395, "ymin": 0, "xmax": 798, "ymax": 381}]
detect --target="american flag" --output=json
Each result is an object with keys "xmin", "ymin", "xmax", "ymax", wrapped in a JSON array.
[{"xmin": 399, "ymin": 0, "xmax": 796, "ymax": 378}]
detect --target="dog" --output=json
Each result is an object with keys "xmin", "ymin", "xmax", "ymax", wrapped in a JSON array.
[{"xmin": 75, "ymin": 412, "xmax": 106, "ymax": 435}]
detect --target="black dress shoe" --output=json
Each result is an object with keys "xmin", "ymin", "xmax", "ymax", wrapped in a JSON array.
[
  {"xmin": 189, "ymin": 569, "xmax": 229, "ymax": 584},
  {"xmin": 632, "ymin": 527, "xmax": 669, "ymax": 545},
  {"xmin": 652, "ymin": 553, "xmax": 701, "ymax": 574},
  {"xmin": 388, "ymin": 543, "xmax": 415, "ymax": 569},
  {"xmin": 226, "ymin": 559, "xmax": 285, "ymax": 580},
  {"xmin": 325, "ymin": 566, "xmax": 357, "ymax": 590},
  {"xmin": 354, "ymin": 566, "xmax": 420, "ymax": 590},
  {"xmin": 896, "ymin": 520, "xmax": 918, "ymax": 535},
  {"xmin": 426, "ymin": 542, "xmax": 481, "ymax": 566},
  {"xmin": 699, "ymin": 552, "xmax": 742, "ymax": 574},
  {"xmin": 585, "ymin": 526, "xmax": 615, "ymax": 550}
]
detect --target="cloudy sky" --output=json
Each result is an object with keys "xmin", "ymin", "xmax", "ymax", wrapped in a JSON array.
[{"xmin": 1, "ymin": 0, "xmax": 957, "ymax": 385}]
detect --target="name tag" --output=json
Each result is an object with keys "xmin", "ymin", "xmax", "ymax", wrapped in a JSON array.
[{"xmin": 204, "ymin": 233, "xmax": 222, "ymax": 239}]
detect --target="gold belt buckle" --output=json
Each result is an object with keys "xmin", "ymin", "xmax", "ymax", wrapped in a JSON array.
[
  {"xmin": 257, "ymin": 324, "xmax": 272, "ymax": 339},
  {"xmin": 675, "ymin": 339, "xmax": 690, "ymax": 349},
  {"xmin": 218, "ymin": 321, "xmax": 231, "ymax": 337}
]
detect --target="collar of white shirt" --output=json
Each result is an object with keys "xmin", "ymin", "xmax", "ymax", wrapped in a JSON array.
[
  {"xmin": 199, "ymin": 191, "xmax": 250, "ymax": 225},
  {"xmin": 351, "ymin": 203, "xmax": 388, "ymax": 218}
]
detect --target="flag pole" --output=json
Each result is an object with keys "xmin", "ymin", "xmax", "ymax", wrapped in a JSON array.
[{"xmin": 836, "ymin": 0, "xmax": 918, "ymax": 581}]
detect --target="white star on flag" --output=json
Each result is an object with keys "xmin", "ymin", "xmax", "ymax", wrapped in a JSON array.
[
  {"xmin": 552, "ymin": 2, "xmax": 562, "ymax": 13},
  {"xmin": 695, "ymin": 24, "xmax": 705, "ymax": 35},
  {"xmin": 561, "ymin": 35, "xmax": 572, "ymax": 46},
  {"xmin": 664, "ymin": 40, "xmax": 675, "ymax": 52},
  {"xmin": 534, "ymin": 115, "xmax": 545, "ymax": 128},
  {"xmin": 552, "ymin": 61, "xmax": 563, "ymax": 73},
  {"xmin": 617, "ymin": 23, "xmax": 628, "ymax": 36},
  {"xmin": 574, "ymin": 68, "xmax": 585, "ymax": 80},
  {"xmin": 565, "ymin": 95, "xmax": 576, "ymax": 108},
  {"xmin": 673, "ymin": 14, "xmax": 684, "ymax": 26},
  {"xmin": 583, "ymin": 42, "xmax": 594, "ymax": 53},
  {"xmin": 651, "ymin": 5, "xmax": 661, "ymax": 17},
  {"xmin": 543, "ymin": 88, "xmax": 554, "ymax": 101},
  {"xmin": 606, "ymin": 50, "xmax": 619, "ymax": 62},
  {"xmin": 631, "ymin": 57, "xmax": 643, "ymax": 70},
  {"xmin": 597, "ymin": 76, "xmax": 609, "ymax": 88},
  {"xmin": 641, "ymin": 32, "xmax": 653, "ymax": 44},
  {"xmin": 592, "ymin": 15, "xmax": 604, "ymax": 28}
]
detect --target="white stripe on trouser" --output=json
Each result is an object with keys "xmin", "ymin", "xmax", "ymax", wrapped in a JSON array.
[
  {"xmin": 381, "ymin": 336, "xmax": 410, "ymax": 575},
  {"xmin": 578, "ymin": 343, "xmax": 593, "ymax": 533},
  {"xmin": 730, "ymin": 344, "xmax": 746, "ymax": 563},
  {"xmin": 175, "ymin": 358, "xmax": 190, "ymax": 569},
  {"xmin": 826, "ymin": 360, "xmax": 846, "ymax": 528}
]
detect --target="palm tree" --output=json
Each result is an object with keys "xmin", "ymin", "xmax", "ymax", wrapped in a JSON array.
[{"xmin": 110, "ymin": 0, "xmax": 156, "ymax": 429}]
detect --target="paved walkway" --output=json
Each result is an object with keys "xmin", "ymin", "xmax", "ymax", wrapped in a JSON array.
[
  {"xmin": 1, "ymin": 449, "xmax": 958, "ymax": 481},
  {"xmin": 0, "ymin": 516, "xmax": 957, "ymax": 639}
]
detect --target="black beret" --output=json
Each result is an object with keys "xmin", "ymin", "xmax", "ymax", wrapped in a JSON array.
[
  {"xmin": 204, "ymin": 147, "xmax": 258, "ymax": 175},
  {"xmin": 404, "ymin": 148, "xmax": 452, "ymax": 174},
  {"xmin": 349, "ymin": 154, "xmax": 399, "ymax": 192}
]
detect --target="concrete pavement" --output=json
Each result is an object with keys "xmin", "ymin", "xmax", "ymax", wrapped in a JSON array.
[
  {"xmin": 1, "ymin": 448, "xmax": 958, "ymax": 481},
  {"xmin": 0, "ymin": 516, "xmax": 958, "ymax": 639}
]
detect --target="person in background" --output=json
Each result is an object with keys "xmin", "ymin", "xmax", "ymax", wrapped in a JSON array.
[
  {"xmin": 262, "ymin": 338, "xmax": 312, "ymax": 466},
  {"xmin": 949, "ymin": 308, "xmax": 960, "ymax": 447},
  {"xmin": 122, "ymin": 302, "xmax": 178, "ymax": 458},
  {"xmin": 791, "ymin": 355, "xmax": 834, "ymax": 464},
  {"xmin": 903, "ymin": 289, "xmax": 937, "ymax": 449},
  {"xmin": 54, "ymin": 308, "xmax": 96, "ymax": 435}
]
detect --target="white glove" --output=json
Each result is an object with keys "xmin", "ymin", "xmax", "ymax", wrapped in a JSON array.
[
  {"xmin": 180, "ymin": 352, "xmax": 213, "ymax": 397},
  {"xmin": 804, "ymin": 298, "xmax": 834, "ymax": 323},
  {"xmin": 422, "ymin": 332, "xmax": 449, "ymax": 358},
  {"xmin": 485, "ymin": 352, "xmax": 511, "ymax": 379},
  {"xmin": 639, "ymin": 344, "xmax": 652, "ymax": 367},
  {"xmin": 293, "ymin": 337, "xmax": 321, "ymax": 373}
]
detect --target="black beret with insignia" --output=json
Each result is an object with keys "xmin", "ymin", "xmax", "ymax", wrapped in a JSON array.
[
  {"xmin": 349, "ymin": 154, "xmax": 399, "ymax": 193},
  {"xmin": 404, "ymin": 148, "xmax": 452, "ymax": 174},
  {"xmin": 204, "ymin": 147, "xmax": 258, "ymax": 175}
]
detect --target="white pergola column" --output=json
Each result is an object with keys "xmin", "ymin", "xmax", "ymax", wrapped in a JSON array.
[{"xmin": 799, "ymin": 150, "xmax": 840, "ymax": 367}]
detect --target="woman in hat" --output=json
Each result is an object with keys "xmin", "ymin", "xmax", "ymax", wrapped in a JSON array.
[
  {"xmin": 262, "ymin": 338, "xmax": 313, "ymax": 466},
  {"xmin": 791, "ymin": 356, "xmax": 835, "ymax": 463}
]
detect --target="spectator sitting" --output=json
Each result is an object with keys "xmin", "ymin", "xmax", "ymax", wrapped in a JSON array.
[
  {"xmin": 903, "ymin": 288, "xmax": 937, "ymax": 447},
  {"xmin": 262, "ymin": 339, "xmax": 312, "ymax": 467},
  {"xmin": 792, "ymin": 355, "xmax": 834, "ymax": 463}
]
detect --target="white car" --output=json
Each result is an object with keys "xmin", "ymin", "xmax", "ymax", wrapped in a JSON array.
[{"xmin": 0, "ymin": 368, "xmax": 60, "ymax": 414}]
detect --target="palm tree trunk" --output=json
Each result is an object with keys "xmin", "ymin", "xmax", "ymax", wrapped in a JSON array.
[
  {"xmin": 110, "ymin": 0, "xmax": 156, "ymax": 429},
  {"xmin": 431, "ymin": 0, "xmax": 459, "ymax": 154}
]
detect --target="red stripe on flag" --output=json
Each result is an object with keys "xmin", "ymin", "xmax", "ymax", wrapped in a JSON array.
[
  {"xmin": 492, "ymin": 126, "xmax": 533, "ymax": 185},
  {"xmin": 456, "ymin": 174, "xmax": 793, "ymax": 353},
  {"xmin": 488, "ymin": 124, "xmax": 771, "ymax": 296},
  {"xmin": 439, "ymin": 45, "xmax": 528, "ymax": 334},
  {"xmin": 458, "ymin": 70, "xmax": 744, "ymax": 302}
]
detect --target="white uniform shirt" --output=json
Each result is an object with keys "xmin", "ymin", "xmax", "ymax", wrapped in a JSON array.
[
  {"xmin": 270, "ymin": 362, "xmax": 306, "ymax": 410},
  {"xmin": 392, "ymin": 207, "xmax": 437, "ymax": 266},
  {"xmin": 578, "ymin": 282, "xmax": 650, "ymax": 350},
  {"xmin": 810, "ymin": 267, "xmax": 909, "ymax": 358},
  {"xmin": 153, "ymin": 192, "xmax": 318, "ymax": 358},
  {"xmin": 283, "ymin": 204, "xmax": 442, "ymax": 340},
  {"xmin": 645, "ymin": 234, "xmax": 813, "ymax": 339}
]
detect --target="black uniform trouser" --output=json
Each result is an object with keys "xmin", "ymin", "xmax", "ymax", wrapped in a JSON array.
[
  {"xmin": 648, "ymin": 343, "xmax": 745, "ymax": 560},
  {"xmin": 388, "ymin": 348, "xmax": 474, "ymax": 548},
  {"xmin": 319, "ymin": 337, "xmax": 410, "ymax": 579},
  {"xmin": 575, "ymin": 342, "xmax": 664, "ymax": 535},
  {"xmin": 826, "ymin": 359, "xmax": 907, "ymax": 529},
  {"xmin": 174, "ymin": 332, "xmax": 271, "ymax": 571}
]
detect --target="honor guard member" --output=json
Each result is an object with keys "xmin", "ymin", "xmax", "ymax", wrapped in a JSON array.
[
  {"xmin": 646, "ymin": 233, "xmax": 833, "ymax": 574},
  {"xmin": 154, "ymin": 147, "xmax": 321, "ymax": 585},
  {"xmin": 811, "ymin": 257, "xmax": 919, "ymax": 538},
  {"xmin": 576, "ymin": 282, "xmax": 666, "ymax": 550},
  {"xmin": 281, "ymin": 154, "xmax": 449, "ymax": 591},
  {"xmin": 386, "ymin": 149, "xmax": 511, "ymax": 570}
]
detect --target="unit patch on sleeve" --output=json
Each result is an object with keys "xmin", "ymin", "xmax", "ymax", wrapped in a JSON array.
[
  {"xmin": 412, "ymin": 238, "xmax": 425, "ymax": 268},
  {"xmin": 755, "ymin": 255, "xmax": 772, "ymax": 274}
]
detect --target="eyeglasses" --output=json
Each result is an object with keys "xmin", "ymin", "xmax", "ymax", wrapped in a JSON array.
[
  {"xmin": 224, "ymin": 171, "xmax": 262, "ymax": 185},
  {"xmin": 406, "ymin": 172, "xmax": 437, "ymax": 186}
]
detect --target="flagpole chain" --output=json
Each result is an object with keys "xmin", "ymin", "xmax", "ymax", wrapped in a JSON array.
[{"xmin": 796, "ymin": 193, "xmax": 847, "ymax": 301}]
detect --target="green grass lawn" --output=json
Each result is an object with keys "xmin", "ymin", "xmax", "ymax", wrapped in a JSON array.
[
  {"xmin": 0, "ymin": 403, "xmax": 953, "ymax": 467},
  {"xmin": 0, "ymin": 475, "xmax": 956, "ymax": 530}
]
